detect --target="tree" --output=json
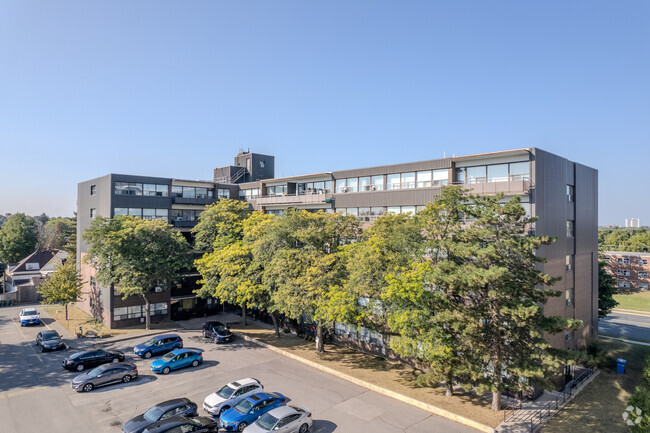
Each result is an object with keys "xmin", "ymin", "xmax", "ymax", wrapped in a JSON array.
[
  {"xmin": 38, "ymin": 217, "xmax": 77, "ymax": 258},
  {"xmin": 192, "ymin": 200, "xmax": 251, "ymax": 253},
  {"xmin": 0, "ymin": 213, "xmax": 38, "ymax": 264},
  {"xmin": 462, "ymin": 193, "xmax": 581, "ymax": 410},
  {"xmin": 83, "ymin": 216, "xmax": 191, "ymax": 329},
  {"xmin": 38, "ymin": 261, "xmax": 83, "ymax": 320},
  {"xmin": 597, "ymin": 261, "xmax": 618, "ymax": 318}
]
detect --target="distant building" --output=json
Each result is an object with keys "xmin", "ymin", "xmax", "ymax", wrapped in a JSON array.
[
  {"xmin": 602, "ymin": 251, "xmax": 650, "ymax": 291},
  {"xmin": 2, "ymin": 249, "xmax": 68, "ymax": 301},
  {"xmin": 625, "ymin": 218, "xmax": 641, "ymax": 228}
]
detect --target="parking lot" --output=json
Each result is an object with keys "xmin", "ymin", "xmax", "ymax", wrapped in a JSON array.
[{"xmin": 0, "ymin": 305, "xmax": 475, "ymax": 433}]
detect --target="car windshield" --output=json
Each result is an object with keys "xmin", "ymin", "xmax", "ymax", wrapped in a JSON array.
[
  {"xmin": 234, "ymin": 398, "xmax": 255, "ymax": 414},
  {"xmin": 217, "ymin": 384, "xmax": 236, "ymax": 399},
  {"xmin": 255, "ymin": 413, "xmax": 279, "ymax": 430},
  {"xmin": 87, "ymin": 366, "xmax": 105, "ymax": 377},
  {"xmin": 161, "ymin": 352, "xmax": 176, "ymax": 362},
  {"xmin": 143, "ymin": 405, "xmax": 165, "ymax": 422},
  {"xmin": 23, "ymin": 309, "xmax": 37, "ymax": 315},
  {"xmin": 214, "ymin": 324, "xmax": 227, "ymax": 332},
  {"xmin": 43, "ymin": 332, "xmax": 59, "ymax": 340},
  {"xmin": 143, "ymin": 337, "xmax": 158, "ymax": 346}
]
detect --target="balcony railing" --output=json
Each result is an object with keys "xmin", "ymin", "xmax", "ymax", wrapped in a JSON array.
[
  {"xmin": 251, "ymin": 192, "xmax": 333, "ymax": 205},
  {"xmin": 454, "ymin": 176, "xmax": 532, "ymax": 195}
]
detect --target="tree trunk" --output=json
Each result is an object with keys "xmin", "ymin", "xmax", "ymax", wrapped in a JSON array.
[
  {"xmin": 143, "ymin": 294, "xmax": 151, "ymax": 330},
  {"xmin": 242, "ymin": 302, "xmax": 247, "ymax": 326},
  {"xmin": 316, "ymin": 321, "xmax": 324, "ymax": 353},
  {"xmin": 65, "ymin": 304, "xmax": 68, "ymax": 321},
  {"xmin": 271, "ymin": 312, "xmax": 281, "ymax": 339},
  {"xmin": 491, "ymin": 357, "xmax": 502, "ymax": 411},
  {"xmin": 445, "ymin": 372, "xmax": 454, "ymax": 397}
]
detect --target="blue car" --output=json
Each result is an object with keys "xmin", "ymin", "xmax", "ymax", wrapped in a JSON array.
[
  {"xmin": 134, "ymin": 334, "xmax": 183, "ymax": 359},
  {"xmin": 150, "ymin": 349, "xmax": 203, "ymax": 375},
  {"xmin": 219, "ymin": 392, "xmax": 286, "ymax": 432}
]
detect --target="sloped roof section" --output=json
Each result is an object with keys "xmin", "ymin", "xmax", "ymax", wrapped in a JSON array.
[{"xmin": 11, "ymin": 249, "xmax": 62, "ymax": 273}]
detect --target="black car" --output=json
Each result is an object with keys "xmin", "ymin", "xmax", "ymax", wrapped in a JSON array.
[
  {"xmin": 202, "ymin": 321, "xmax": 234, "ymax": 343},
  {"xmin": 142, "ymin": 415, "xmax": 218, "ymax": 433},
  {"xmin": 36, "ymin": 330, "xmax": 65, "ymax": 352},
  {"xmin": 62, "ymin": 349, "xmax": 125, "ymax": 371},
  {"xmin": 122, "ymin": 398, "xmax": 198, "ymax": 433},
  {"xmin": 71, "ymin": 362, "xmax": 138, "ymax": 392}
]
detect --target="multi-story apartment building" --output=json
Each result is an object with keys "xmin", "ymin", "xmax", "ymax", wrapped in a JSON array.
[
  {"xmin": 78, "ymin": 148, "xmax": 598, "ymax": 350},
  {"xmin": 625, "ymin": 218, "xmax": 641, "ymax": 228},
  {"xmin": 603, "ymin": 251, "xmax": 650, "ymax": 291}
]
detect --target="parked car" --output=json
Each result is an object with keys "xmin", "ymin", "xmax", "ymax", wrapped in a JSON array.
[
  {"xmin": 243, "ymin": 405, "xmax": 312, "ymax": 433},
  {"xmin": 202, "ymin": 321, "xmax": 234, "ymax": 343},
  {"xmin": 150, "ymin": 348, "xmax": 203, "ymax": 374},
  {"xmin": 219, "ymin": 392, "xmax": 286, "ymax": 432},
  {"xmin": 62, "ymin": 349, "xmax": 125, "ymax": 371},
  {"xmin": 134, "ymin": 334, "xmax": 183, "ymax": 359},
  {"xmin": 36, "ymin": 330, "xmax": 64, "ymax": 351},
  {"xmin": 142, "ymin": 415, "xmax": 218, "ymax": 433},
  {"xmin": 71, "ymin": 362, "xmax": 138, "ymax": 392},
  {"xmin": 19, "ymin": 308, "xmax": 40, "ymax": 326},
  {"xmin": 203, "ymin": 378, "xmax": 264, "ymax": 416},
  {"xmin": 122, "ymin": 398, "xmax": 198, "ymax": 433}
]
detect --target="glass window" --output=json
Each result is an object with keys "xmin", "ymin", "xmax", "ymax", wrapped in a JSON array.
[
  {"xmin": 509, "ymin": 162, "xmax": 530, "ymax": 180},
  {"xmin": 157, "ymin": 185, "xmax": 168, "ymax": 196},
  {"xmin": 172, "ymin": 186, "xmax": 183, "ymax": 197},
  {"xmin": 127, "ymin": 305, "xmax": 142, "ymax": 319},
  {"xmin": 640, "ymin": 283, "xmax": 648, "ymax": 291},
  {"xmin": 387, "ymin": 174, "xmax": 401, "ymax": 190},
  {"xmin": 170, "ymin": 209, "xmax": 182, "ymax": 220},
  {"xmin": 113, "ymin": 307, "xmax": 128, "ymax": 320},
  {"xmin": 324, "ymin": 180, "xmax": 333, "ymax": 193},
  {"xmin": 359, "ymin": 207, "xmax": 370, "ymax": 216},
  {"xmin": 128, "ymin": 208, "xmax": 141, "ymax": 217},
  {"xmin": 370, "ymin": 207, "xmax": 384, "ymax": 216},
  {"xmin": 90, "ymin": 185, "xmax": 96, "ymax": 195},
  {"xmin": 401, "ymin": 172, "xmax": 415, "ymax": 189},
  {"xmin": 455, "ymin": 168, "xmax": 465, "ymax": 184},
  {"xmin": 467, "ymin": 166, "xmax": 486, "ymax": 184},
  {"xmin": 143, "ymin": 184, "xmax": 156, "ymax": 196},
  {"xmin": 387, "ymin": 206, "xmax": 401, "ymax": 214},
  {"xmin": 346, "ymin": 208, "xmax": 358, "ymax": 216},
  {"xmin": 371, "ymin": 175, "xmax": 384, "ymax": 191},
  {"xmin": 566, "ymin": 288, "xmax": 574, "ymax": 306},
  {"xmin": 566, "ymin": 221, "xmax": 575, "ymax": 237},
  {"xmin": 155, "ymin": 209, "xmax": 168, "ymax": 220},
  {"xmin": 347, "ymin": 178, "xmax": 358, "ymax": 193},
  {"xmin": 432, "ymin": 169, "xmax": 448, "ymax": 186},
  {"xmin": 90, "ymin": 208, "xmax": 96, "ymax": 218},
  {"xmin": 401, "ymin": 206, "xmax": 415, "ymax": 215},
  {"xmin": 416, "ymin": 205, "xmax": 426, "ymax": 212},
  {"xmin": 218, "ymin": 189, "xmax": 230, "ymax": 199},
  {"xmin": 416, "ymin": 171, "xmax": 431, "ymax": 188},
  {"xmin": 114, "ymin": 208, "xmax": 128, "ymax": 216},
  {"xmin": 567, "ymin": 185, "xmax": 575, "ymax": 202},
  {"xmin": 566, "ymin": 255, "xmax": 574, "ymax": 272},
  {"xmin": 335, "ymin": 179, "xmax": 346, "ymax": 193},
  {"xmin": 359, "ymin": 177, "xmax": 371, "ymax": 191},
  {"xmin": 487, "ymin": 164, "xmax": 509, "ymax": 182},
  {"xmin": 183, "ymin": 187, "xmax": 196, "ymax": 199},
  {"xmin": 195, "ymin": 188, "xmax": 208, "ymax": 199},
  {"xmin": 142, "ymin": 209, "xmax": 155, "ymax": 220}
]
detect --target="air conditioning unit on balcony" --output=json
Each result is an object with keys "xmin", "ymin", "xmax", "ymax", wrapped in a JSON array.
[
  {"xmin": 342, "ymin": 187, "xmax": 349, "ymax": 193},
  {"xmin": 154, "ymin": 286, "xmax": 163, "ymax": 292},
  {"xmin": 176, "ymin": 217, "xmax": 184, "ymax": 221},
  {"xmin": 370, "ymin": 185, "xmax": 377, "ymax": 191}
]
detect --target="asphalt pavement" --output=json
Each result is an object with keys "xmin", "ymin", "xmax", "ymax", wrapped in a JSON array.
[
  {"xmin": 599, "ymin": 311, "xmax": 650, "ymax": 342},
  {"xmin": 0, "ymin": 305, "xmax": 476, "ymax": 433}
]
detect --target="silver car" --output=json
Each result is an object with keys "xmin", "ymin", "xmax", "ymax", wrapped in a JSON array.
[
  {"xmin": 203, "ymin": 378, "xmax": 263, "ymax": 416},
  {"xmin": 71, "ymin": 362, "xmax": 138, "ymax": 392},
  {"xmin": 243, "ymin": 405, "xmax": 312, "ymax": 433}
]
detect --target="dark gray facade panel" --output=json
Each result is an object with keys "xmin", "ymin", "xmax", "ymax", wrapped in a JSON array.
[
  {"xmin": 77, "ymin": 174, "xmax": 113, "ymax": 260},
  {"xmin": 333, "ymin": 159, "xmax": 452, "ymax": 179},
  {"xmin": 112, "ymin": 195, "xmax": 173, "ymax": 210},
  {"xmin": 333, "ymin": 188, "xmax": 443, "ymax": 208}
]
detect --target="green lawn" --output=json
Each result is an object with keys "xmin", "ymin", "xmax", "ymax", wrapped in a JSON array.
[
  {"xmin": 613, "ymin": 291, "xmax": 650, "ymax": 312},
  {"xmin": 543, "ymin": 339, "xmax": 650, "ymax": 433}
]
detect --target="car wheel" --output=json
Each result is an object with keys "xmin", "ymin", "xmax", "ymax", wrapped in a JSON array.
[
  {"xmin": 143, "ymin": 351, "xmax": 152, "ymax": 359},
  {"xmin": 122, "ymin": 375, "xmax": 132, "ymax": 383},
  {"xmin": 299, "ymin": 423, "xmax": 309, "ymax": 433},
  {"xmin": 213, "ymin": 337, "xmax": 218, "ymax": 344},
  {"xmin": 162, "ymin": 366, "xmax": 170, "ymax": 375},
  {"xmin": 76, "ymin": 364, "xmax": 84, "ymax": 372},
  {"xmin": 237, "ymin": 422, "xmax": 247, "ymax": 431},
  {"xmin": 39, "ymin": 345, "xmax": 45, "ymax": 352},
  {"xmin": 83, "ymin": 383, "xmax": 94, "ymax": 392},
  {"xmin": 112, "ymin": 358, "xmax": 119, "ymax": 363},
  {"xmin": 203, "ymin": 330, "xmax": 208, "ymax": 338},
  {"xmin": 191, "ymin": 359, "xmax": 199, "ymax": 367}
]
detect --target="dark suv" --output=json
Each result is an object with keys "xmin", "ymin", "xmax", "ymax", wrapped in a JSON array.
[
  {"xmin": 63, "ymin": 349, "xmax": 125, "ymax": 372},
  {"xmin": 122, "ymin": 398, "xmax": 198, "ymax": 433},
  {"xmin": 202, "ymin": 321, "xmax": 234, "ymax": 343}
]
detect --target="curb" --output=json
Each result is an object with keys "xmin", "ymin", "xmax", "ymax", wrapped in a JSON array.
[
  {"xmin": 92, "ymin": 329, "xmax": 180, "ymax": 347},
  {"xmin": 233, "ymin": 331, "xmax": 495, "ymax": 433},
  {"xmin": 599, "ymin": 335, "xmax": 650, "ymax": 346},
  {"xmin": 612, "ymin": 308, "xmax": 650, "ymax": 317}
]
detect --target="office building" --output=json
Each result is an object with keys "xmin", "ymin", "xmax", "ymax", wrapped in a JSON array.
[
  {"xmin": 625, "ymin": 218, "xmax": 641, "ymax": 228},
  {"xmin": 77, "ymin": 148, "xmax": 598, "ymax": 350}
]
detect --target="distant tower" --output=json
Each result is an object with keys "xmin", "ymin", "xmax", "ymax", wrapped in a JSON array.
[{"xmin": 625, "ymin": 218, "xmax": 641, "ymax": 228}]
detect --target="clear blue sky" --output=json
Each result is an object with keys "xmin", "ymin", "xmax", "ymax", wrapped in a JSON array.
[{"xmin": 0, "ymin": 1, "xmax": 648, "ymax": 225}]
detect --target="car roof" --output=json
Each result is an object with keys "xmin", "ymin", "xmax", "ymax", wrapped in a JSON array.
[
  {"xmin": 155, "ymin": 398, "xmax": 192, "ymax": 410},
  {"xmin": 41, "ymin": 330, "xmax": 59, "ymax": 337},
  {"xmin": 230, "ymin": 377, "xmax": 260, "ymax": 387},
  {"xmin": 245, "ymin": 392, "xmax": 273, "ymax": 403},
  {"xmin": 151, "ymin": 334, "xmax": 180, "ymax": 340},
  {"xmin": 169, "ymin": 348, "xmax": 199, "ymax": 355},
  {"xmin": 265, "ymin": 406, "xmax": 299, "ymax": 418}
]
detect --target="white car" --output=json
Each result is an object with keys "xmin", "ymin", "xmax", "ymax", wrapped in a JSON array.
[
  {"xmin": 19, "ymin": 308, "xmax": 41, "ymax": 326},
  {"xmin": 243, "ymin": 405, "xmax": 313, "ymax": 433},
  {"xmin": 203, "ymin": 378, "xmax": 263, "ymax": 416}
]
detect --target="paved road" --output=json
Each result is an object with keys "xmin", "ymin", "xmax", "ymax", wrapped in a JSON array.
[
  {"xmin": 599, "ymin": 311, "xmax": 650, "ymax": 342},
  {"xmin": 0, "ymin": 305, "xmax": 475, "ymax": 433}
]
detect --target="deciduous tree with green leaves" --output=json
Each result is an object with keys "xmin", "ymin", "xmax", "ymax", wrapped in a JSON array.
[
  {"xmin": 83, "ymin": 216, "xmax": 191, "ymax": 329},
  {"xmin": 0, "ymin": 213, "xmax": 39, "ymax": 264},
  {"xmin": 38, "ymin": 261, "xmax": 83, "ymax": 320},
  {"xmin": 38, "ymin": 217, "xmax": 77, "ymax": 259},
  {"xmin": 192, "ymin": 199, "xmax": 251, "ymax": 252},
  {"xmin": 597, "ymin": 260, "xmax": 618, "ymax": 318}
]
